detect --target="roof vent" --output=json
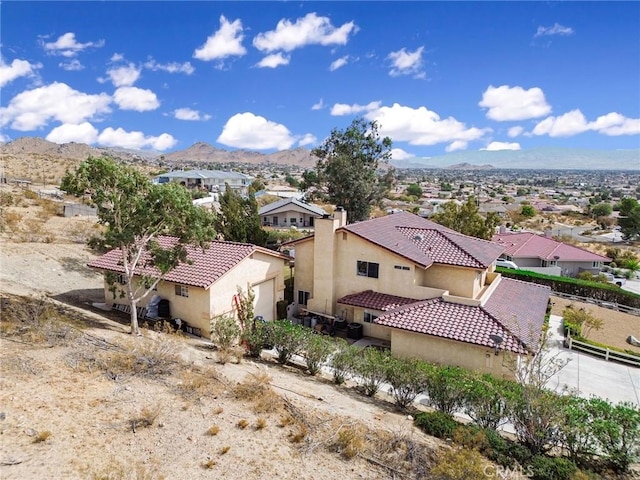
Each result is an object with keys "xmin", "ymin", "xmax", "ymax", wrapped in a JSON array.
[{"xmin": 413, "ymin": 233, "xmax": 424, "ymax": 242}]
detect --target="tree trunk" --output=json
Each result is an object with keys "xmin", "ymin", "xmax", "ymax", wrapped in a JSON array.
[{"xmin": 129, "ymin": 296, "xmax": 140, "ymax": 335}]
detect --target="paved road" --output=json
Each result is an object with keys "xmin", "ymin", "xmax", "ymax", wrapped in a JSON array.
[{"xmin": 546, "ymin": 315, "xmax": 639, "ymax": 406}]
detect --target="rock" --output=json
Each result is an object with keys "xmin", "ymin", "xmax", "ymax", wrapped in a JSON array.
[{"xmin": 627, "ymin": 335, "xmax": 640, "ymax": 347}]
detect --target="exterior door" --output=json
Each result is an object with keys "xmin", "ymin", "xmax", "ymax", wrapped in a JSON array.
[{"xmin": 253, "ymin": 279, "xmax": 275, "ymax": 321}]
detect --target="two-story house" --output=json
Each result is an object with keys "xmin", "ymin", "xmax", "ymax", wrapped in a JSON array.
[
  {"xmin": 155, "ymin": 170, "xmax": 253, "ymax": 195},
  {"xmin": 288, "ymin": 210, "xmax": 551, "ymax": 378}
]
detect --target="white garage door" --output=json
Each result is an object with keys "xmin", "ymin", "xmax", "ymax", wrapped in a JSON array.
[{"xmin": 253, "ymin": 279, "xmax": 275, "ymax": 321}]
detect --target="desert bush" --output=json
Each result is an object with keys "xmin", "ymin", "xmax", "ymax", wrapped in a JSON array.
[
  {"xmin": 23, "ymin": 189, "xmax": 38, "ymax": 200},
  {"xmin": 210, "ymin": 315, "xmax": 240, "ymax": 364},
  {"xmin": 233, "ymin": 372, "xmax": 272, "ymax": 401},
  {"xmin": 241, "ymin": 322, "xmax": 269, "ymax": 358},
  {"xmin": 329, "ymin": 338, "xmax": 356, "ymax": 384},
  {"xmin": 33, "ymin": 430, "xmax": 52, "ymax": 443},
  {"xmin": 201, "ymin": 459, "xmax": 216, "ymax": 469},
  {"xmin": 461, "ymin": 373, "xmax": 512, "ymax": 430},
  {"xmin": 101, "ymin": 339, "xmax": 179, "ymax": 378},
  {"xmin": 414, "ymin": 411, "xmax": 459, "ymax": 439},
  {"xmin": 350, "ymin": 346, "xmax": 390, "ymax": 397},
  {"xmin": 557, "ymin": 396, "xmax": 597, "ymax": 465},
  {"xmin": 220, "ymin": 445, "xmax": 231, "ymax": 455},
  {"xmin": 206, "ymin": 425, "xmax": 220, "ymax": 436},
  {"xmin": 129, "ymin": 404, "xmax": 161, "ymax": 431},
  {"xmin": 430, "ymin": 447, "xmax": 486, "ymax": 480},
  {"xmin": 237, "ymin": 419, "xmax": 249, "ymax": 429},
  {"xmin": 423, "ymin": 364, "xmax": 469, "ymax": 415},
  {"xmin": 587, "ymin": 397, "xmax": 640, "ymax": 473},
  {"xmin": 384, "ymin": 356, "xmax": 429, "ymax": 409},
  {"xmin": 302, "ymin": 333, "xmax": 333, "ymax": 375},
  {"xmin": 89, "ymin": 457, "xmax": 165, "ymax": 480},
  {"xmin": 529, "ymin": 455, "xmax": 578, "ymax": 480},
  {"xmin": 451, "ymin": 425, "xmax": 490, "ymax": 453},
  {"xmin": 267, "ymin": 320, "xmax": 307, "ymax": 365},
  {"xmin": 175, "ymin": 367, "xmax": 219, "ymax": 400},
  {"xmin": 254, "ymin": 418, "xmax": 267, "ymax": 430},
  {"xmin": 333, "ymin": 424, "xmax": 368, "ymax": 459},
  {"xmin": 0, "ymin": 210, "xmax": 22, "ymax": 233}
]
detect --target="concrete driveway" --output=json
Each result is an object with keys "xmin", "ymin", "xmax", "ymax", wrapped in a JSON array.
[{"xmin": 546, "ymin": 315, "xmax": 639, "ymax": 406}]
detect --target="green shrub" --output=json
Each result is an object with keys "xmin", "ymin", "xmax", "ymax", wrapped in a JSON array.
[
  {"xmin": 210, "ymin": 315, "xmax": 241, "ymax": 349},
  {"xmin": 302, "ymin": 334, "xmax": 333, "ymax": 375},
  {"xmin": 530, "ymin": 455, "xmax": 578, "ymax": 480},
  {"xmin": 384, "ymin": 356, "xmax": 429, "ymax": 409},
  {"xmin": 351, "ymin": 346, "xmax": 390, "ymax": 397},
  {"xmin": 267, "ymin": 320, "xmax": 307, "ymax": 365},
  {"xmin": 423, "ymin": 365, "xmax": 469, "ymax": 415},
  {"xmin": 431, "ymin": 447, "xmax": 487, "ymax": 480},
  {"xmin": 329, "ymin": 338, "xmax": 356, "ymax": 384},
  {"xmin": 461, "ymin": 373, "xmax": 511, "ymax": 430},
  {"xmin": 241, "ymin": 322, "xmax": 269, "ymax": 358},
  {"xmin": 414, "ymin": 411, "xmax": 459, "ymax": 439},
  {"xmin": 483, "ymin": 428, "xmax": 532, "ymax": 467}
]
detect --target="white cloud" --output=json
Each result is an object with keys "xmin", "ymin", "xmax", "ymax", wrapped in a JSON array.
[
  {"xmin": 298, "ymin": 133, "xmax": 317, "ymax": 147},
  {"xmin": 173, "ymin": 108, "xmax": 211, "ymax": 121},
  {"xmin": 217, "ymin": 112, "xmax": 297, "ymax": 150},
  {"xmin": 46, "ymin": 122, "xmax": 98, "ymax": 144},
  {"xmin": 387, "ymin": 46, "xmax": 425, "ymax": 78},
  {"xmin": 59, "ymin": 59, "xmax": 84, "ymax": 71},
  {"xmin": 253, "ymin": 12, "xmax": 357, "ymax": 53},
  {"xmin": 43, "ymin": 32, "xmax": 104, "ymax": 57},
  {"xmin": 311, "ymin": 98, "xmax": 324, "ymax": 110},
  {"xmin": 111, "ymin": 53, "xmax": 124, "ymax": 62},
  {"xmin": 0, "ymin": 82, "xmax": 111, "ymax": 131},
  {"xmin": 106, "ymin": 63, "xmax": 141, "ymax": 87},
  {"xmin": 507, "ymin": 126, "xmax": 524, "ymax": 138},
  {"xmin": 330, "ymin": 55, "xmax": 348, "ymax": 71},
  {"xmin": 193, "ymin": 15, "xmax": 246, "ymax": 61},
  {"xmin": 534, "ymin": 23, "xmax": 574, "ymax": 38},
  {"xmin": 0, "ymin": 133, "xmax": 10, "ymax": 143},
  {"xmin": 532, "ymin": 109, "xmax": 640, "ymax": 137},
  {"xmin": 113, "ymin": 86, "xmax": 159, "ymax": 111},
  {"xmin": 480, "ymin": 141, "xmax": 521, "ymax": 151},
  {"xmin": 445, "ymin": 141, "xmax": 468, "ymax": 152},
  {"xmin": 0, "ymin": 59, "xmax": 42, "ymax": 87},
  {"xmin": 256, "ymin": 53, "xmax": 290, "ymax": 68},
  {"xmin": 144, "ymin": 59, "xmax": 195, "ymax": 75},
  {"xmin": 365, "ymin": 103, "xmax": 490, "ymax": 147},
  {"xmin": 331, "ymin": 101, "xmax": 381, "ymax": 116},
  {"xmin": 479, "ymin": 85, "xmax": 551, "ymax": 121},
  {"xmin": 390, "ymin": 148, "xmax": 413, "ymax": 160},
  {"xmin": 98, "ymin": 127, "xmax": 177, "ymax": 150}
]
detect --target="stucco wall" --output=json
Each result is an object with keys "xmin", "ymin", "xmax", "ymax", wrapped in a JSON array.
[
  {"xmin": 294, "ymin": 239, "xmax": 315, "ymax": 307},
  {"xmin": 421, "ymin": 264, "xmax": 481, "ymax": 298},
  {"xmin": 336, "ymin": 305, "xmax": 392, "ymax": 340},
  {"xmin": 390, "ymin": 329, "xmax": 515, "ymax": 378}
]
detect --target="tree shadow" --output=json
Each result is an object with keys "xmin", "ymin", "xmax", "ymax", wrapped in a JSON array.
[{"xmin": 58, "ymin": 257, "xmax": 99, "ymax": 278}]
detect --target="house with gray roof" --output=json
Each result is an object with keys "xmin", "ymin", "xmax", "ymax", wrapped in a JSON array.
[
  {"xmin": 155, "ymin": 169, "xmax": 253, "ymax": 195},
  {"xmin": 288, "ymin": 210, "xmax": 551, "ymax": 378},
  {"xmin": 259, "ymin": 197, "xmax": 328, "ymax": 228}
]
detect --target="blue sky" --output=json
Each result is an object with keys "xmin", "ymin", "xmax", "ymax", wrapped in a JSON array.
[{"xmin": 1, "ymin": 1, "xmax": 639, "ymax": 161}]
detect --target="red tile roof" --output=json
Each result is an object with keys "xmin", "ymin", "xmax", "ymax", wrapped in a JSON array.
[
  {"xmin": 492, "ymin": 232, "xmax": 610, "ymax": 262},
  {"xmin": 337, "ymin": 290, "xmax": 420, "ymax": 311},
  {"xmin": 342, "ymin": 212, "xmax": 505, "ymax": 269},
  {"xmin": 87, "ymin": 236, "xmax": 287, "ymax": 289},
  {"xmin": 373, "ymin": 278, "xmax": 550, "ymax": 354}
]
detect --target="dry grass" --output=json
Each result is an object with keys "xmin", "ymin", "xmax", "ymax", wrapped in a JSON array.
[
  {"xmin": 175, "ymin": 366, "xmax": 221, "ymax": 400},
  {"xmin": 237, "ymin": 419, "xmax": 249, "ymax": 429},
  {"xmin": 254, "ymin": 417, "xmax": 267, "ymax": 430},
  {"xmin": 129, "ymin": 404, "xmax": 161, "ymax": 431},
  {"xmin": 33, "ymin": 430, "xmax": 52, "ymax": 443},
  {"xmin": 220, "ymin": 445, "xmax": 231, "ymax": 455},
  {"xmin": 100, "ymin": 338, "xmax": 180, "ymax": 379},
  {"xmin": 206, "ymin": 425, "xmax": 220, "ymax": 436},
  {"xmin": 333, "ymin": 424, "xmax": 368, "ymax": 459},
  {"xmin": 201, "ymin": 459, "xmax": 216, "ymax": 469},
  {"xmin": 232, "ymin": 371, "xmax": 286, "ymax": 414}
]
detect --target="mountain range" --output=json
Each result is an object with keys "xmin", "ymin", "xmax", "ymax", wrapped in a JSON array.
[{"xmin": 1, "ymin": 137, "xmax": 638, "ymax": 171}]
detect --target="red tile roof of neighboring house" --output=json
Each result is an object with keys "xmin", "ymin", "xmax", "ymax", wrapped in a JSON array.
[
  {"xmin": 87, "ymin": 236, "xmax": 288, "ymax": 289},
  {"xmin": 342, "ymin": 212, "xmax": 505, "ymax": 269},
  {"xmin": 373, "ymin": 278, "xmax": 550, "ymax": 354},
  {"xmin": 492, "ymin": 232, "xmax": 610, "ymax": 262},
  {"xmin": 337, "ymin": 290, "xmax": 420, "ymax": 311}
]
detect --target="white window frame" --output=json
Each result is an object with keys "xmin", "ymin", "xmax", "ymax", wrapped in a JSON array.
[{"xmin": 175, "ymin": 284, "xmax": 189, "ymax": 297}]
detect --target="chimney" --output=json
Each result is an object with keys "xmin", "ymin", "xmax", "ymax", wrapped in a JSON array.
[
  {"xmin": 334, "ymin": 206, "xmax": 347, "ymax": 227},
  {"xmin": 544, "ymin": 229, "xmax": 552, "ymax": 238},
  {"xmin": 499, "ymin": 225, "xmax": 506, "ymax": 234}
]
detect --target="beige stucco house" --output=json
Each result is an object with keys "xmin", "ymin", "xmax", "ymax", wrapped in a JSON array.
[
  {"xmin": 88, "ymin": 239, "xmax": 289, "ymax": 336},
  {"xmin": 288, "ymin": 209, "xmax": 550, "ymax": 378}
]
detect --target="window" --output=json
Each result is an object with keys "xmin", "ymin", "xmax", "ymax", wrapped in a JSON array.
[
  {"xmin": 263, "ymin": 216, "xmax": 268, "ymax": 222},
  {"xmin": 175, "ymin": 284, "xmax": 189, "ymax": 297},
  {"xmin": 394, "ymin": 265, "xmax": 410, "ymax": 271},
  {"xmin": 290, "ymin": 217, "xmax": 297, "ymax": 224},
  {"xmin": 357, "ymin": 261, "xmax": 379, "ymax": 278},
  {"xmin": 298, "ymin": 290, "xmax": 310, "ymax": 305},
  {"xmin": 273, "ymin": 216, "xmax": 278, "ymax": 225},
  {"xmin": 592, "ymin": 261, "xmax": 601, "ymax": 268},
  {"xmin": 364, "ymin": 312, "xmax": 378, "ymax": 323},
  {"xmin": 116, "ymin": 274, "xmax": 126, "ymax": 285}
]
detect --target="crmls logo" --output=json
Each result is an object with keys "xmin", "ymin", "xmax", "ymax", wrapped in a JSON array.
[{"xmin": 483, "ymin": 465, "xmax": 535, "ymax": 479}]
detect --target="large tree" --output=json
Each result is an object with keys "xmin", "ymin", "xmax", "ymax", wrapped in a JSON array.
[
  {"xmin": 310, "ymin": 118, "xmax": 395, "ymax": 223},
  {"xmin": 61, "ymin": 157, "xmax": 216, "ymax": 335},
  {"xmin": 618, "ymin": 197, "xmax": 640, "ymax": 241},
  {"xmin": 430, "ymin": 196, "xmax": 500, "ymax": 240},
  {"xmin": 214, "ymin": 184, "xmax": 267, "ymax": 246}
]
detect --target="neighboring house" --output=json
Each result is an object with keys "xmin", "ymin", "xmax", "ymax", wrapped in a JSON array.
[
  {"xmin": 259, "ymin": 197, "xmax": 328, "ymax": 228},
  {"xmin": 155, "ymin": 170, "xmax": 253, "ymax": 195},
  {"xmin": 492, "ymin": 231, "xmax": 610, "ymax": 277},
  {"xmin": 88, "ymin": 238, "xmax": 289, "ymax": 335},
  {"xmin": 288, "ymin": 210, "xmax": 550, "ymax": 378}
]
